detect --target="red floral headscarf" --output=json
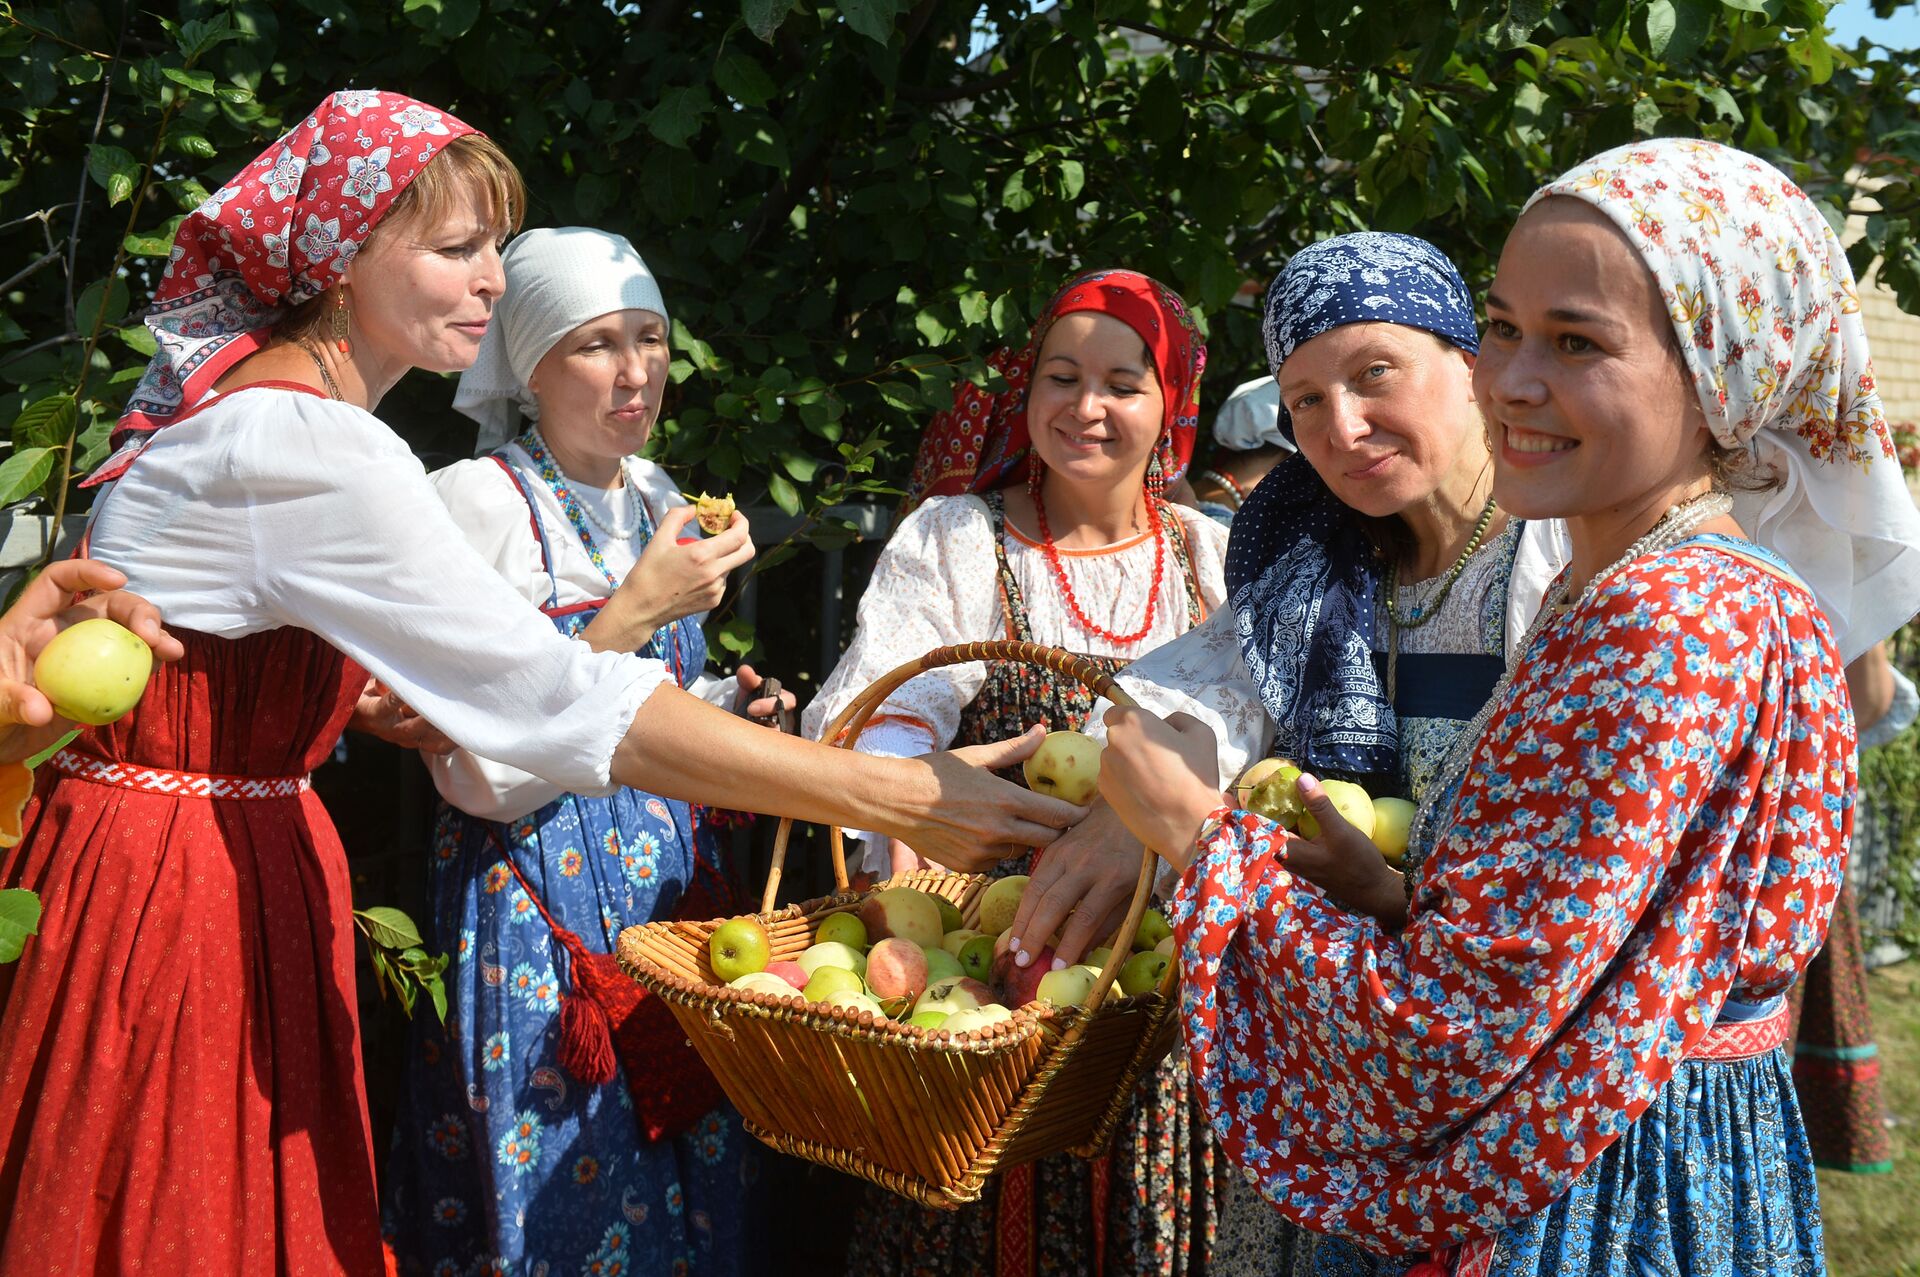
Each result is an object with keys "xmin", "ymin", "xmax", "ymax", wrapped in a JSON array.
[
  {"xmin": 96, "ymin": 89, "xmax": 479, "ymax": 484},
  {"xmin": 902, "ymin": 269, "xmax": 1206, "ymax": 515}
]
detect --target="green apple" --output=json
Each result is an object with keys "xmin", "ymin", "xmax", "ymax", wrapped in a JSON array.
[
  {"xmin": 941, "ymin": 928, "xmax": 982, "ymax": 958},
  {"xmin": 934, "ymin": 894, "xmax": 965, "ymax": 934},
  {"xmin": 908, "ymin": 1010, "xmax": 951, "ymax": 1031},
  {"xmin": 1085, "ymin": 946, "xmax": 1114, "ymax": 972},
  {"xmin": 957, "ymin": 933, "xmax": 997, "ymax": 982},
  {"xmin": 922, "ymin": 948, "xmax": 965, "ymax": 984},
  {"xmin": 1153, "ymin": 935, "xmax": 1173, "ymax": 957},
  {"xmin": 1117, "ymin": 950, "xmax": 1172, "ymax": 996},
  {"xmin": 1022, "ymin": 729, "xmax": 1103, "ymax": 805},
  {"xmin": 1298, "ymin": 778, "xmax": 1375, "ymax": 841},
  {"xmin": 803, "ymin": 965, "xmax": 866, "ymax": 1003},
  {"xmin": 1035, "ymin": 964, "xmax": 1098, "ymax": 1009},
  {"xmin": 1248, "ymin": 763, "xmax": 1305, "ymax": 828},
  {"xmin": 823, "ymin": 989, "xmax": 885, "ymax": 1019},
  {"xmin": 942, "ymin": 1004, "xmax": 1013, "ymax": 1034},
  {"xmin": 977, "ymin": 875, "xmax": 1029, "ymax": 936},
  {"xmin": 708, "ymin": 917, "xmax": 771, "ymax": 983},
  {"xmin": 815, "ymin": 911, "xmax": 868, "ymax": 950},
  {"xmin": 796, "ymin": 941, "xmax": 867, "ymax": 979},
  {"xmin": 1371, "ymin": 797, "xmax": 1416, "ymax": 864},
  {"xmin": 33, "ymin": 618, "xmax": 154, "ymax": 726},
  {"xmin": 728, "ymin": 970, "xmax": 797, "ymax": 998},
  {"xmin": 1229, "ymin": 757, "xmax": 1292, "ymax": 806},
  {"xmin": 915, "ymin": 976, "xmax": 992, "ymax": 1016},
  {"xmin": 858, "ymin": 885, "xmax": 945, "ymax": 950},
  {"xmin": 1132, "ymin": 908, "xmax": 1172, "ymax": 952}
]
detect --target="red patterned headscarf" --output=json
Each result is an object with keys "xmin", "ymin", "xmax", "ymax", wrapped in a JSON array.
[
  {"xmin": 902, "ymin": 269, "xmax": 1206, "ymax": 514},
  {"xmin": 95, "ymin": 89, "xmax": 479, "ymax": 484}
]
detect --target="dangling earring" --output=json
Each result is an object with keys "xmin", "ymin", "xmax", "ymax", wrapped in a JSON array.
[
  {"xmin": 331, "ymin": 288, "xmax": 353, "ymax": 358},
  {"xmin": 1145, "ymin": 449, "xmax": 1167, "ymax": 505}
]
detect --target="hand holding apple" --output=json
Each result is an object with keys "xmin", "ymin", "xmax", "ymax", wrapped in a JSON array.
[
  {"xmin": 1285, "ymin": 773, "xmax": 1409, "ymax": 928},
  {"xmin": 1022, "ymin": 729, "xmax": 1103, "ymax": 805},
  {"xmin": 1096, "ymin": 707, "xmax": 1225, "ymax": 871}
]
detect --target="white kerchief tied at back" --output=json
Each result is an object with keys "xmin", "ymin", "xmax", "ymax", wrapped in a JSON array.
[{"xmin": 454, "ymin": 226, "xmax": 670, "ymax": 454}]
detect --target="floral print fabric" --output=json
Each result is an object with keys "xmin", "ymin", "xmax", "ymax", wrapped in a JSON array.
[{"xmin": 1169, "ymin": 538, "xmax": 1853, "ymax": 1256}]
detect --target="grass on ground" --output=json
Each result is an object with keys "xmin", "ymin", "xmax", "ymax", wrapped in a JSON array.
[{"xmin": 1821, "ymin": 960, "xmax": 1920, "ymax": 1277}]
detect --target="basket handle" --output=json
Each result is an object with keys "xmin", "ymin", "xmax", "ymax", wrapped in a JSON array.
[{"xmin": 763, "ymin": 642, "xmax": 1160, "ymax": 1010}]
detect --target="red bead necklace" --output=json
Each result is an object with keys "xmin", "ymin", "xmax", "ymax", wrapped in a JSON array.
[{"xmin": 1028, "ymin": 466, "xmax": 1167, "ymax": 646}]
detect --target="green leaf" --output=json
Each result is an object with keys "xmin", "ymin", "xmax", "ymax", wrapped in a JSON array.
[
  {"xmin": 779, "ymin": 451, "xmax": 819, "ymax": 482},
  {"xmin": 116, "ymin": 323, "xmax": 158, "ymax": 357},
  {"xmin": 12, "ymin": 396, "xmax": 78, "ymax": 452},
  {"xmin": 0, "ymin": 448, "xmax": 58, "ymax": 507},
  {"xmin": 990, "ymin": 293, "xmax": 1022, "ymax": 336},
  {"xmin": 742, "ymin": 0, "xmax": 791, "ymax": 41},
  {"xmin": 177, "ymin": 14, "xmax": 242, "ymax": 62},
  {"xmin": 646, "ymin": 86, "xmax": 713, "ymax": 149},
  {"xmin": 1002, "ymin": 169, "xmax": 1035, "ymax": 213},
  {"xmin": 423, "ymin": 970, "xmax": 449, "ymax": 1023},
  {"xmin": 1632, "ymin": 96, "xmax": 1662, "ymax": 134},
  {"xmin": 717, "ymin": 617, "xmax": 756, "ymax": 656},
  {"xmin": 958, "ymin": 291, "xmax": 989, "ymax": 326},
  {"xmin": 24, "ymin": 729, "xmax": 79, "ymax": 771},
  {"xmin": 672, "ymin": 319, "xmax": 720, "ymax": 372},
  {"xmin": 73, "ymin": 413, "xmax": 114, "ymax": 475},
  {"xmin": 161, "ymin": 66, "xmax": 218, "ymax": 96},
  {"xmin": 1057, "ymin": 158, "xmax": 1085, "ymax": 201},
  {"xmin": 914, "ymin": 310, "xmax": 952, "ymax": 345},
  {"xmin": 355, "ymin": 905, "xmax": 426, "ymax": 950},
  {"xmin": 76, "ymin": 277, "xmax": 130, "ymax": 336},
  {"xmin": 1242, "ymin": 0, "xmax": 1291, "ymax": 44},
  {"xmin": 767, "ymin": 471, "xmax": 801, "ymax": 515},
  {"xmin": 1644, "ymin": 0, "xmax": 1678, "ymax": 56},
  {"xmin": 87, "ymin": 144, "xmax": 140, "ymax": 207},
  {"xmin": 0, "ymin": 888, "xmax": 41, "ymax": 964},
  {"xmin": 716, "ymin": 49, "xmax": 777, "ymax": 106},
  {"xmin": 841, "ymin": 0, "xmax": 902, "ymax": 45}
]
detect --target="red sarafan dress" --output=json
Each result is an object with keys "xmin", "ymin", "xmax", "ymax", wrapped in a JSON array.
[{"xmin": 0, "ymin": 623, "xmax": 379, "ymax": 1274}]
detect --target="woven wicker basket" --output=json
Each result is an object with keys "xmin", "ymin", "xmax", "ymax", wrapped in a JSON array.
[{"xmin": 616, "ymin": 640, "xmax": 1180, "ymax": 1209}]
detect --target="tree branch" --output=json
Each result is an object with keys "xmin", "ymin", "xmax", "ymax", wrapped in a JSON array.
[
  {"xmin": 895, "ymin": 65, "xmax": 1022, "ymax": 103},
  {"xmin": 0, "ymin": 249, "xmax": 64, "ymax": 296}
]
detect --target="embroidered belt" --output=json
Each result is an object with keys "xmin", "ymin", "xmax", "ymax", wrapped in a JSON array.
[
  {"xmin": 1688, "ymin": 997, "xmax": 1791, "ymax": 1061},
  {"xmin": 48, "ymin": 749, "xmax": 311, "ymax": 801}
]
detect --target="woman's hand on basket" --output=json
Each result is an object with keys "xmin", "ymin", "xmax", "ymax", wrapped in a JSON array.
[
  {"xmin": 1097, "ymin": 707, "xmax": 1224, "ymax": 874},
  {"xmin": 1008, "ymin": 800, "xmax": 1138, "ymax": 967},
  {"xmin": 0, "ymin": 561, "xmax": 186, "ymax": 763},
  {"xmin": 903, "ymin": 724, "xmax": 1089, "ymax": 872}
]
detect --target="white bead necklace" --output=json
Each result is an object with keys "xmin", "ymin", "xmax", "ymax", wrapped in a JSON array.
[{"xmin": 531, "ymin": 427, "xmax": 645, "ymax": 541}]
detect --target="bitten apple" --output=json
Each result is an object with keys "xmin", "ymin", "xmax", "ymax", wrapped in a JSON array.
[
  {"xmin": 1229, "ymin": 757, "xmax": 1292, "ymax": 806},
  {"xmin": 1022, "ymin": 729, "xmax": 1102, "ymax": 804},
  {"xmin": 858, "ymin": 886, "xmax": 944, "ymax": 950},
  {"xmin": 866, "ymin": 937, "xmax": 931, "ymax": 1002},
  {"xmin": 708, "ymin": 917, "xmax": 771, "ymax": 983},
  {"xmin": 1248, "ymin": 763, "xmax": 1305, "ymax": 828}
]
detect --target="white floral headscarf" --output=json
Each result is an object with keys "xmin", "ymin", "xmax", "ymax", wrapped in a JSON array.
[{"xmin": 1528, "ymin": 138, "xmax": 1920, "ymax": 661}]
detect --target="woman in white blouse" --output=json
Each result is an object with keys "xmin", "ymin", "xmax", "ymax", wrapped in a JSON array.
[
  {"xmin": 803, "ymin": 269, "xmax": 1228, "ymax": 1277},
  {"xmin": 0, "ymin": 94, "xmax": 1080, "ymax": 1274},
  {"xmin": 382, "ymin": 227, "xmax": 790, "ymax": 1275}
]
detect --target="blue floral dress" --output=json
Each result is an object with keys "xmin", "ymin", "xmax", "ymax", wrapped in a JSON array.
[{"xmin": 383, "ymin": 451, "xmax": 752, "ymax": 1277}]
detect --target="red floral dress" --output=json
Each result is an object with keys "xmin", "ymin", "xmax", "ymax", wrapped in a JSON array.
[{"xmin": 0, "ymin": 624, "xmax": 376, "ymax": 1274}]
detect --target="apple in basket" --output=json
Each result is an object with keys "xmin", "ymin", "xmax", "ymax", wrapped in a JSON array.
[
  {"xmin": 976, "ymin": 875, "xmax": 1028, "ymax": 937},
  {"xmin": 922, "ymin": 947, "xmax": 965, "ymax": 984},
  {"xmin": 941, "ymin": 928, "xmax": 981, "ymax": 958},
  {"xmin": 1132, "ymin": 908, "xmax": 1172, "ymax": 952},
  {"xmin": 1022, "ymin": 729, "xmax": 1102, "ymax": 805},
  {"xmin": 708, "ymin": 917, "xmax": 771, "ymax": 983},
  {"xmin": 766, "ymin": 960, "xmax": 810, "ymax": 991},
  {"xmin": 1035, "ymin": 964, "xmax": 1098, "ymax": 1009},
  {"xmin": 824, "ymin": 989, "xmax": 886, "ymax": 1018},
  {"xmin": 956, "ymin": 933, "xmax": 996, "ymax": 982},
  {"xmin": 797, "ymin": 941, "xmax": 867, "ymax": 979},
  {"xmin": 858, "ymin": 886, "xmax": 945, "ymax": 950},
  {"xmin": 729, "ymin": 971, "xmax": 797, "ymax": 998},
  {"xmin": 803, "ymin": 966, "xmax": 866, "ymax": 1003},
  {"xmin": 1118, "ymin": 950, "xmax": 1171, "ymax": 997},
  {"xmin": 866, "ymin": 937, "xmax": 930, "ymax": 1002},
  {"xmin": 942, "ymin": 1005, "xmax": 1013, "ymax": 1035},
  {"xmin": 990, "ymin": 945, "xmax": 1053, "ymax": 1009},
  {"xmin": 815, "ymin": 911, "xmax": 867, "ymax": 950},
  {"xmin": 915, "ymin": 977, "xmax": 993, "ymax": 1017},
  {"xmin": 934, "ymin": 894, "xmax": 965, "ymax": 934}
]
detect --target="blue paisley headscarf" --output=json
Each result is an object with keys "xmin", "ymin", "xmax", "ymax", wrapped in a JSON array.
[{"xmin": 1224, "ymin": 233, "xmax": 1479, "ymax": 778}]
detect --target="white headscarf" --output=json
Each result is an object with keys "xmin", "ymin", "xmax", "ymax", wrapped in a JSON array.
[
  {"xmin": 1210, "ymin": 376, "xmax": 1293, "ymax": 453},
  {"xmin": 454, "ymin": 226, "xmax": 670, "ymax": 455},
  {"xmin": 1528, "ymin": 139, "xmax": 1920, "ymax": 662}
]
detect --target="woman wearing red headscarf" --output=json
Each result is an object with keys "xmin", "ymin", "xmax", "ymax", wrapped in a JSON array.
[
  {"xmin": 802, "ymin": 270, "xmax": 1228, "ymax": 1277},
  {"xmin": 0, "ymin": 92, "xmax": 1081, "ymax": 1275}
]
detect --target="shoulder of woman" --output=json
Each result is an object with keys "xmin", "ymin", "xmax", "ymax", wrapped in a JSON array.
[
  {"xmin": 893, "ymin": 493, "xmax": 993, "ymax": 548},
  {"xmin": 626, "ymin": 456, "xmax": 689, "ymax": 512},
  {"xmin": 1611, "ymin": 537, "xmax": 1823, "ymax": 630},
  {"xmin": 211, "ymin": 387, "xmax": 416, "ymax": 482},
  {"xmin": 428, "ymin": 455, "xmax": 528, "ymax": 516}
]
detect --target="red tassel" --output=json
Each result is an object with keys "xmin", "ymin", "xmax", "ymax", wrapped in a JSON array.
[{"xmin": 557, "ymin": 988, "xmax": 618, "ymax": 1085}]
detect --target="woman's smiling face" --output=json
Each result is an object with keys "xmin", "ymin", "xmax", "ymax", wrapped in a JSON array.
[
  {"xmin": 1475, "ymin": 197, "xmax": 1712, "ymax": 524},
  {"xmin": 1023, "ymin": 311, "xmax": 1165, "ymax": 492}
]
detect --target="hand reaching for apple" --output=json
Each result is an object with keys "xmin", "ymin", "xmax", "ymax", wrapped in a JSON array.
[
  {"xmin": 904, "ymin": 725, "xmax": 1089, "ymax": 872},
  {"xmin": 0, "ymin": 561, "xmax": 185, "ymax": 764},
  {"xmin": 1096, "ymin": 707, "xmax": 1225, "ymax": 872},
  {"xmin": 1008, "ymin": 799, "xmax": 1139, "ymax": 967}
]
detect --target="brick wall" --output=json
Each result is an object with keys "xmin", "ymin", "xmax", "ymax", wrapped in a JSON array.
[{"xmin": 1864, "ymin": 276, "xmax": 1920, "ymax": 425}]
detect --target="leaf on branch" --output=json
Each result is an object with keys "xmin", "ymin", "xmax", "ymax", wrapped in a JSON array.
[
  {"xmin": 716, "ymin": 49, "xmax": 777, "ymax": 106},
  {"xmin": 647, "ymin": 87, "xmax": 713, "ymax": 149},
  {"xmin": 742, "ymin": 0, "xmax": 791, "ymax": 42},
  {"xmin": 87, "ymin": 144, "xmax": 140, "ymax": 207},
  {"xmin": 717, "ymin": 617, "xmax": 756, "ymax": 657},
  {"xmin": 355, "ymin": 905, "xmax": 426, "ymax": 950},
  {"xmin": 841, "ymin": 0, "xmax": 902, "ymax": 45},
  {"xmin": 77, "ymin": 277, "xmax": 130, "ymax": 337},
  {"xmin": 12, "ymin": 396, "xmax": 78, "ymax": 452},
  {"xmin": 767, "ymin": 471, "xmax": 801, "ymax": 515},
  {"xmin": 1644, "ymin": 0, "xmax": 1679, "ymax": 56},
  {"xmin": 1057, "ymin": 158, "xmax": 1085, "ymax": 202},
  {"xmin": 177, "ymin": 14, "xmax": 243, "ymax": 63},
  {"xmin": 161, "ymin": 66, "xmax": 218, "ymax": 96},
  {"xmin": 0, "ymin": 888, "xmax": 40, "ymax": 964},
  {"xmin": 0, "ymin": 448, "xmax": 58, "ymax": 508}
]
